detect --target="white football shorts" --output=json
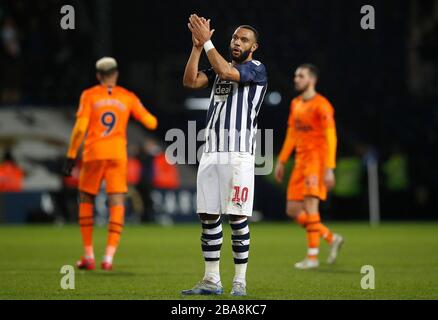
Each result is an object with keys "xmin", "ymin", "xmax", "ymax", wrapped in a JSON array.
[{"xmin": 196, "ymin": 152, "xmax": 255, "ymax": 216}]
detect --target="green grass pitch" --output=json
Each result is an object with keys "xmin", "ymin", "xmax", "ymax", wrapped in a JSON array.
[{"xmin": 0, "ymin": 222, "xmax": 437, "ymax": 300}]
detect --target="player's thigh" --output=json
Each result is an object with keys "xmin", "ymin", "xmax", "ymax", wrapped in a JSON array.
[
  {"xmin": 286, "ymin": 200, "xmax": 304, "ymax": 218},
  {"xmin": 216, "ymin": 153, "xmax": 233, "ymax": 212},
  {"xmin": 79, "ymin": 160, "xmax": 105, "ymax": 196},
  {"xmin": 105, "ymin": 160, "xmax": 128, "ymax": 194},
  {"xmin": 197, "ymin": 153, "xmax": 221, "ymax": 215},
  {"xmin": 303, "ymin": 196, "xmax": 320, "ymax": 213},
  {"xmin": 222, "ymin": 152, "xmax": 254, "ymax": 217}
]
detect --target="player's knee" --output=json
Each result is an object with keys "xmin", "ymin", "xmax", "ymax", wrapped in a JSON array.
[
  {"xmin": 286, "ymin": 205, "xmax": 301, "ymax": 219},
  {"xmin": 108, "ymin": 193, "xmax": 126, "ymax": 207},
  {"xmin": 80, "ymin": 192, "xmax": 95, "ymax": 204},
  {"xmin": 198, "ymin": 213, "xmax": 220, "ymax": 221},
  {"xmin": 228, "ymin": 215, "xmax": 247, "ymax": 223}
]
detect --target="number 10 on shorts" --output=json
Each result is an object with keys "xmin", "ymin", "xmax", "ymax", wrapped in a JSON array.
[{"xmin": 232, "ymin": 186, "xmax": 249, "ymax": 203}]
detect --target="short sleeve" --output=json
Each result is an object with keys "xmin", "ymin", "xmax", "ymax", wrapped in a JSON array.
[
  {"xmin": 76, "ymin": 91, "xmax": 92, "ymax": 118},
  {"xmin": 234, "ymin": 60, "xmax": 267, "ymax": 85},
  {"xmin": 200, "ymin": 68, "xmax": 216, "ymax": 87}
]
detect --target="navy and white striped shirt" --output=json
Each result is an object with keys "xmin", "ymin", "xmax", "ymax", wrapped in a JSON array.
[{"xmin": 202, "ymin": 60, "xmax": 268, "ymax": 154}]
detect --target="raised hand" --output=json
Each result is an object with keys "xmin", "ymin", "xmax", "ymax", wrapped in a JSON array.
[
  {"xmin": 188, "ymin": 14, "xmax": 215, "ymax": 46},
  {"xmin": 190, "ymin": 17, "xmax": 208, "ymax": 48}
]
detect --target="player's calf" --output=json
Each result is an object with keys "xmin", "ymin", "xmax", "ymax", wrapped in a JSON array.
[
  {"xmin": 182, "ymin": 214, "xmax": 223, "ymax": 295},
  {"xmin": 200, "ymin": 215, "xmax": 223, "ymax": 282},
  {"xmin": 103, "ymin": 204, "xmax": 125, "ymax": 269},
  {"xmin": 230, "ymin": 216, "xmax": 250, "ymax": 295}
]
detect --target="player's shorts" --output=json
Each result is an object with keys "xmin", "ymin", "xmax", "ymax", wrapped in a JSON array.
[
  {"xmin": 79, "ymin": 159, "xmax": 128, "ymax": 196},
  {"xmin": 197, "ymin": 152, "xmax": 255, "ymax": 217},
  {"xmin": 287, "ymin": 151, "xmax": 327, "ymax": 201}
]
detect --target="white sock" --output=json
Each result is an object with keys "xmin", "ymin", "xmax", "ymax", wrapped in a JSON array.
[
  {"xmin": 233, "ymin": 263, "xmax": 247, "ymax": 285},
  {"xmin": 103, "ymin": 255, "xmax": 113, "ymax": 264},
  {"xmin": 204, "ymin": 261, "xmax": 221, "ymax": 284},
  {"xmin": 84, "ymin": 246, "xmax": 94, "ymax": 260},
  {"xmin": 307, "ymin": 248, "xmax": 319, "ymax": 258}
]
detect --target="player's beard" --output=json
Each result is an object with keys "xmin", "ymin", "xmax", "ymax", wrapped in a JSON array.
[
  {"xmin": 295, "ymin": 83, "xmax": 310, "ymax": 94},
  {"xmin": 230, "ymin": 47, "xmax": 251, "ymax": 63}
]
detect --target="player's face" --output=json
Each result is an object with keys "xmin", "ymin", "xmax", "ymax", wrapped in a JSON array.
[
  {"xmin": 229, "ymin": 28, "xmax": 258, "ymax": 63},
  {"xmin": 294, "ymin": 68, "xmax": 314, "ymax": 93}
]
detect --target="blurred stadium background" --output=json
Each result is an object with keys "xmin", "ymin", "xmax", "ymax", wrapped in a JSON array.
[{"xmin": 0, "ymin": 0, "xmax": 437, "ymax": 226}]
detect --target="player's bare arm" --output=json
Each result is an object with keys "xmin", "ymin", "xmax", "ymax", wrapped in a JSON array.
[
  {"xmin": 182, "ymin": 44, "xmax": 207, "ymax": 89},
  {"xmin": 183, "ymin": 30, "xmax": 208, "ymax": 88},
  {"xmin": 188, "ymin": 14, "xmax": 241, "ymax": 82}
]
